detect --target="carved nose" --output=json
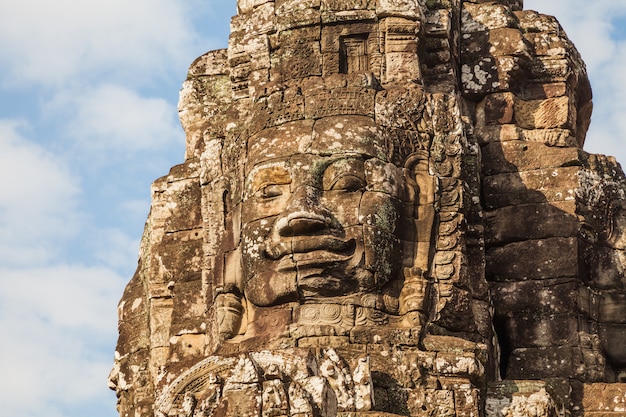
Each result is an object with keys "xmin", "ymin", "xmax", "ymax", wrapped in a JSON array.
[
  {"xmin": 275, "ymin": 186, "xmax": 331, "ymax": 237},
  {"xmin": 278, "ymin": 215, "xmax": 328, "ymax": 236}
]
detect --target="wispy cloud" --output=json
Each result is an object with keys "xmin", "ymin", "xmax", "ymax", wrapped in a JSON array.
[
  {"xmin": 0, "ymin": 2, "xmax": 220, "ymax": 417},
  {"xmin": 0, "ymin": 0, "xmax": 205, "ymax": 88},
  {"xmin": 0, "ymin": 120, "xmax": 81, "ymax": 266},
  {"xmin": 0, "ymin": 265, "xmax": 125, "ymax": 417},
  {"xmin": 49, "ymin": 84, "xmax": 182, "ymax": 154}
]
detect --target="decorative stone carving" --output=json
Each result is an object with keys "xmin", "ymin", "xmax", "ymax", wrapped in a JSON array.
[
  {"xmin": 154, "ymin": 349, "xmax": 372, "ymax": 417},
  {"xmin": 110, "ymin": 1, "xmax": 626, "ymax": 416}
]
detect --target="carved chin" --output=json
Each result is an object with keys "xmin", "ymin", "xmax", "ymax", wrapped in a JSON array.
[
  {"xmin": 246, "ymin": 266, "xmax": 379, "ymax": 307},
  {"xmin": 245, "ymin": 270, "xmax": 298, "ymax": 307},
  {"xmin": 297, "ymin": 271, "xmax": 369, "ymax": 298}
]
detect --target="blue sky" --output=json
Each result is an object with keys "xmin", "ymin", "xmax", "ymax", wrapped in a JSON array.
[{"xmin": 0, "ymin": 1, "xmax": 625, "ymax": 417}]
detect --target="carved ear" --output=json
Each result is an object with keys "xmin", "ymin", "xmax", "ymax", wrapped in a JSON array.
[
  {"xmin": 402, "ymin": 150, "xmax": 436, "ymax": 278},
  {"xmin": 404, "ymin": 150, "xmax": 432, "ymax": 205},
  {"xmin": 215, "ymin": 292, "xmax": 244, "ymax": 340},
  {"xmin": 607, "ymin": 204, "xmax": 626, "ymax": 250},
  {"xmin": 217, "ymin": 246, "xmax": 246, "ymax": 339},
  {"xmin": 224, "ymin": 246, "xmax": 244, "ymax": 293}
]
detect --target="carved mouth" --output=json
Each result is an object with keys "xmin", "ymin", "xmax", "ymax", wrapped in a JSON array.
[
  {"xmin": 292, "ymin": 249, "xmax": 355, "ymax": 267},
  {"xmin": 270, "ymin": 237, "xmax": 357, "ymax": 271}
]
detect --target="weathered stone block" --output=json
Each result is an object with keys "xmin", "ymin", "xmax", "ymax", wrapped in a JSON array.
[
  {"xmin": 321, "ymin": 0, "xmax": 376, "ymax": 12},
  {"xmin": 486, "ymin": 380, "xmax": 563, "ymax": 417},
  {"xmin": 599, "ymin": 324, "xmax": 626, "ymax": 368},
  {"xmin": 275, "ymin": 0, "xmax": 321, "ymax": 31},
  {"xmin": 149, "ymin": 297, "xmax": 174, "ymax": 350},
  {"xmin": 407, "ymin": 388, "xmax": 456, "ymax": 417},
  {"xmin": 518, "ymin": 82, "xmax": 568, "ymax": 100},
  {"xmin": 503, "ymin": 313, "xmax": 581, "ymax": 349},
  {"xmin": 247, "ymin": 119, "xmax": 314, "ymax": 166},
  {"xmin": 514, "ymin": 10, "xmax": 562, "ymax": 34},
  {"xmin": 474, "ymin": 124, "xmax": 520, "ymax": 145},
  {"xmin": 481, "ymin": 140, "xmax": 584, "ymax": 176},
  {"xmin": 586, "ymin": 246, "xmax": 626, "ymax": 290},
  {"xmin": 525, "ymin": 31, "xmax": 568, "ymax": 58},
  {"xmin": 486, "ymin": 237, "xmax": 580, "ymax": 281},
  {"xmin": 491, "ymin": 279, "xmax": 581, "ymax": 316},
  {"xmin": 598, "ymin": 293, "xmax": 626, "ymax": 324},
  {"xmin": 432, "ymin": 287, "xmax": 479, "ymax": 333},
  {"xmin": 514, "ymin": 96, "xmax": 573, "ymax": 130},
  {"xmin": 377, "ymin": 0, "xmax": 424, "ymax": 19},
  {"xmin": 155, "ymin": 231, "xmax": 204, "ymax": 277},
  {"xmin": 484, "ymin": 203, "xmax": 579, "ymax": 244},
  {"xmin": 488, "ymin": 27, "xmax": 529, "ymax": 57},
  {"xmin": 462, "ymin": 3, "xmax": 518, "ymax": 33},
  {"xmin": 271, "ymin": 41, "xmax": 322, "ymax": 82},
  {"xmin": 237, "ymin": 0, "xmax": 274, "ymax": 14},
  {"xmin": 477, "ymin": 92, "xmax": 515, "ymax": 126},
  {"xmin": 506, "ymin": 346, "xmax": 589, "ymax": 379},
  {"xmin": 169, "ymin": 277, "xmax": 205, "ymax": 336},
  {"xmin": 483, "ymin": 167, "xmax": 580, "ymax": 209},
  {"xmin": 461, "ymin": 57, "xmax": 499, "ymax": 96},
  {"xmin": 583, "ymin": 383, "xmax": 626, "ymax": 413},
  {"xmin": 164, "ymin": 184, "xmax": 203, "ymax": 234},
  {"xmin": 529, "ymin": 56, "xmax": 573, "ymax": 83}
]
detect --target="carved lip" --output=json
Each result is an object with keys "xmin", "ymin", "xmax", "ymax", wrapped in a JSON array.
[
  {"xmin": 292, "ymin": 249, "xmax": 354, "ymax": 266},
  {"xmin": 270, "ymin": 237, "xmax": 357, "ymax": 271}
]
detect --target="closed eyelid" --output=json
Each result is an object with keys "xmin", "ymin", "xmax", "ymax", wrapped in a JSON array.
[
  {"xmin": 326, "ymin": 174, "xmax": 365, "ymax": 190},
  {"xmin": 255, "ymin": 183, "xmax": 288, "ymax": 199},
  {"xmin": 322, "ymin": 159, "xmax": 365, "ymax": 191}
]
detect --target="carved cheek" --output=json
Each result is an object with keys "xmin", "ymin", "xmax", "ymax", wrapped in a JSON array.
[
  {"xmin": 241, "ymin": 191, "xmax": 291, "ymax": 223},
  {"xmin": 358, "ymin": 191, "xmax": 401, "ymax": 235},
  {"xmin": 240, "ymin": 218, "xmax": 275, "ymax": 278},
  {"xmin": 320, "ymin": 190, "xmax": 362, "ymax": 228}
]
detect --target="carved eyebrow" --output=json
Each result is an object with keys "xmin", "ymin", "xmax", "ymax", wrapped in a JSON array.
[{"xmin": 246, "ymin": 163, "xmax": 292, "ymax": 197}]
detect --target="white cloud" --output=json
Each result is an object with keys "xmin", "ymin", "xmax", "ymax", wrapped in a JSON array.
[
  {"xmin": 0, "ymin": 2, "xmax": 227, "ymax": 417},
  {"xmin": 48, "ymin": 84, "xmax": 183, "ymax": 154},
  {"xmin": 0, "ymin": 120, "xmax": 82, "ymax": 266},
  {"xmin": 0, "ymin": 0, "xmax": 208, "ymax": 87},
  {"xmin": 0, "ymin": 265, "xmax": 125, "ymax": 417},
  {"xmin": 93, "ymin": 227, "xmax": 141, "ymax": 273}
]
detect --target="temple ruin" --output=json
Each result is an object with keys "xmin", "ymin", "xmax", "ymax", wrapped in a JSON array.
[{"xmin": 109, "ymin": 1, "xmax": 626, "ymax": 415}]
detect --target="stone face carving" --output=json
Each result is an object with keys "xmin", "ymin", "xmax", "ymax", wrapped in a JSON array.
[
  {"xmin": 223, "ymin": 114, "xmax": 426, "ymax": 344},
  {"xmin": 110, "ymin": 1, "xmax": 626, "ymax": 416}
]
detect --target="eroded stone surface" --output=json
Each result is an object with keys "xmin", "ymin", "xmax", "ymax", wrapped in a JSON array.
[{"xmin": 110, "ymin": 1, "xmax": 626, "ymax": 416}]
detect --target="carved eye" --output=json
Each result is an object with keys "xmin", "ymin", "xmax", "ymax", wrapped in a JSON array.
[
  {"xmin": 257, "ymin": 184, "xmax": 284, "ymax": 199},
  {"xmin": 328, "ymin": 174, "xmax": 366, "ymax": 192},
  {"xmin": 323, "ymin": 158, "xmax": 366, "ymax": 192}
]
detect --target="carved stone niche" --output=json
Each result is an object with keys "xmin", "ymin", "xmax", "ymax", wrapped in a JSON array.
[{"xmin": 339, "ymin": 35, "xmax": 369, "ymax": 74}]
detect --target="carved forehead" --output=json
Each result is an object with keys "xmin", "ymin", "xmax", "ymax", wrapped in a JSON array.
[
  {"xmin": 247, "ymin": 120, "xmax": 314, "ymax": 166},
  {"xmin": 246, "ymin": 116, "xmax": 388, "ymax": 170},
  {"xmin": 311, "ymin": 116, "xmax": 387, "ymax": 158}
]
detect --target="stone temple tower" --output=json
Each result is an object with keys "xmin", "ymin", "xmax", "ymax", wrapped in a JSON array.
[{"xmin": 110, "ymin": 1, "xmax": 626, "ymax": 416}]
